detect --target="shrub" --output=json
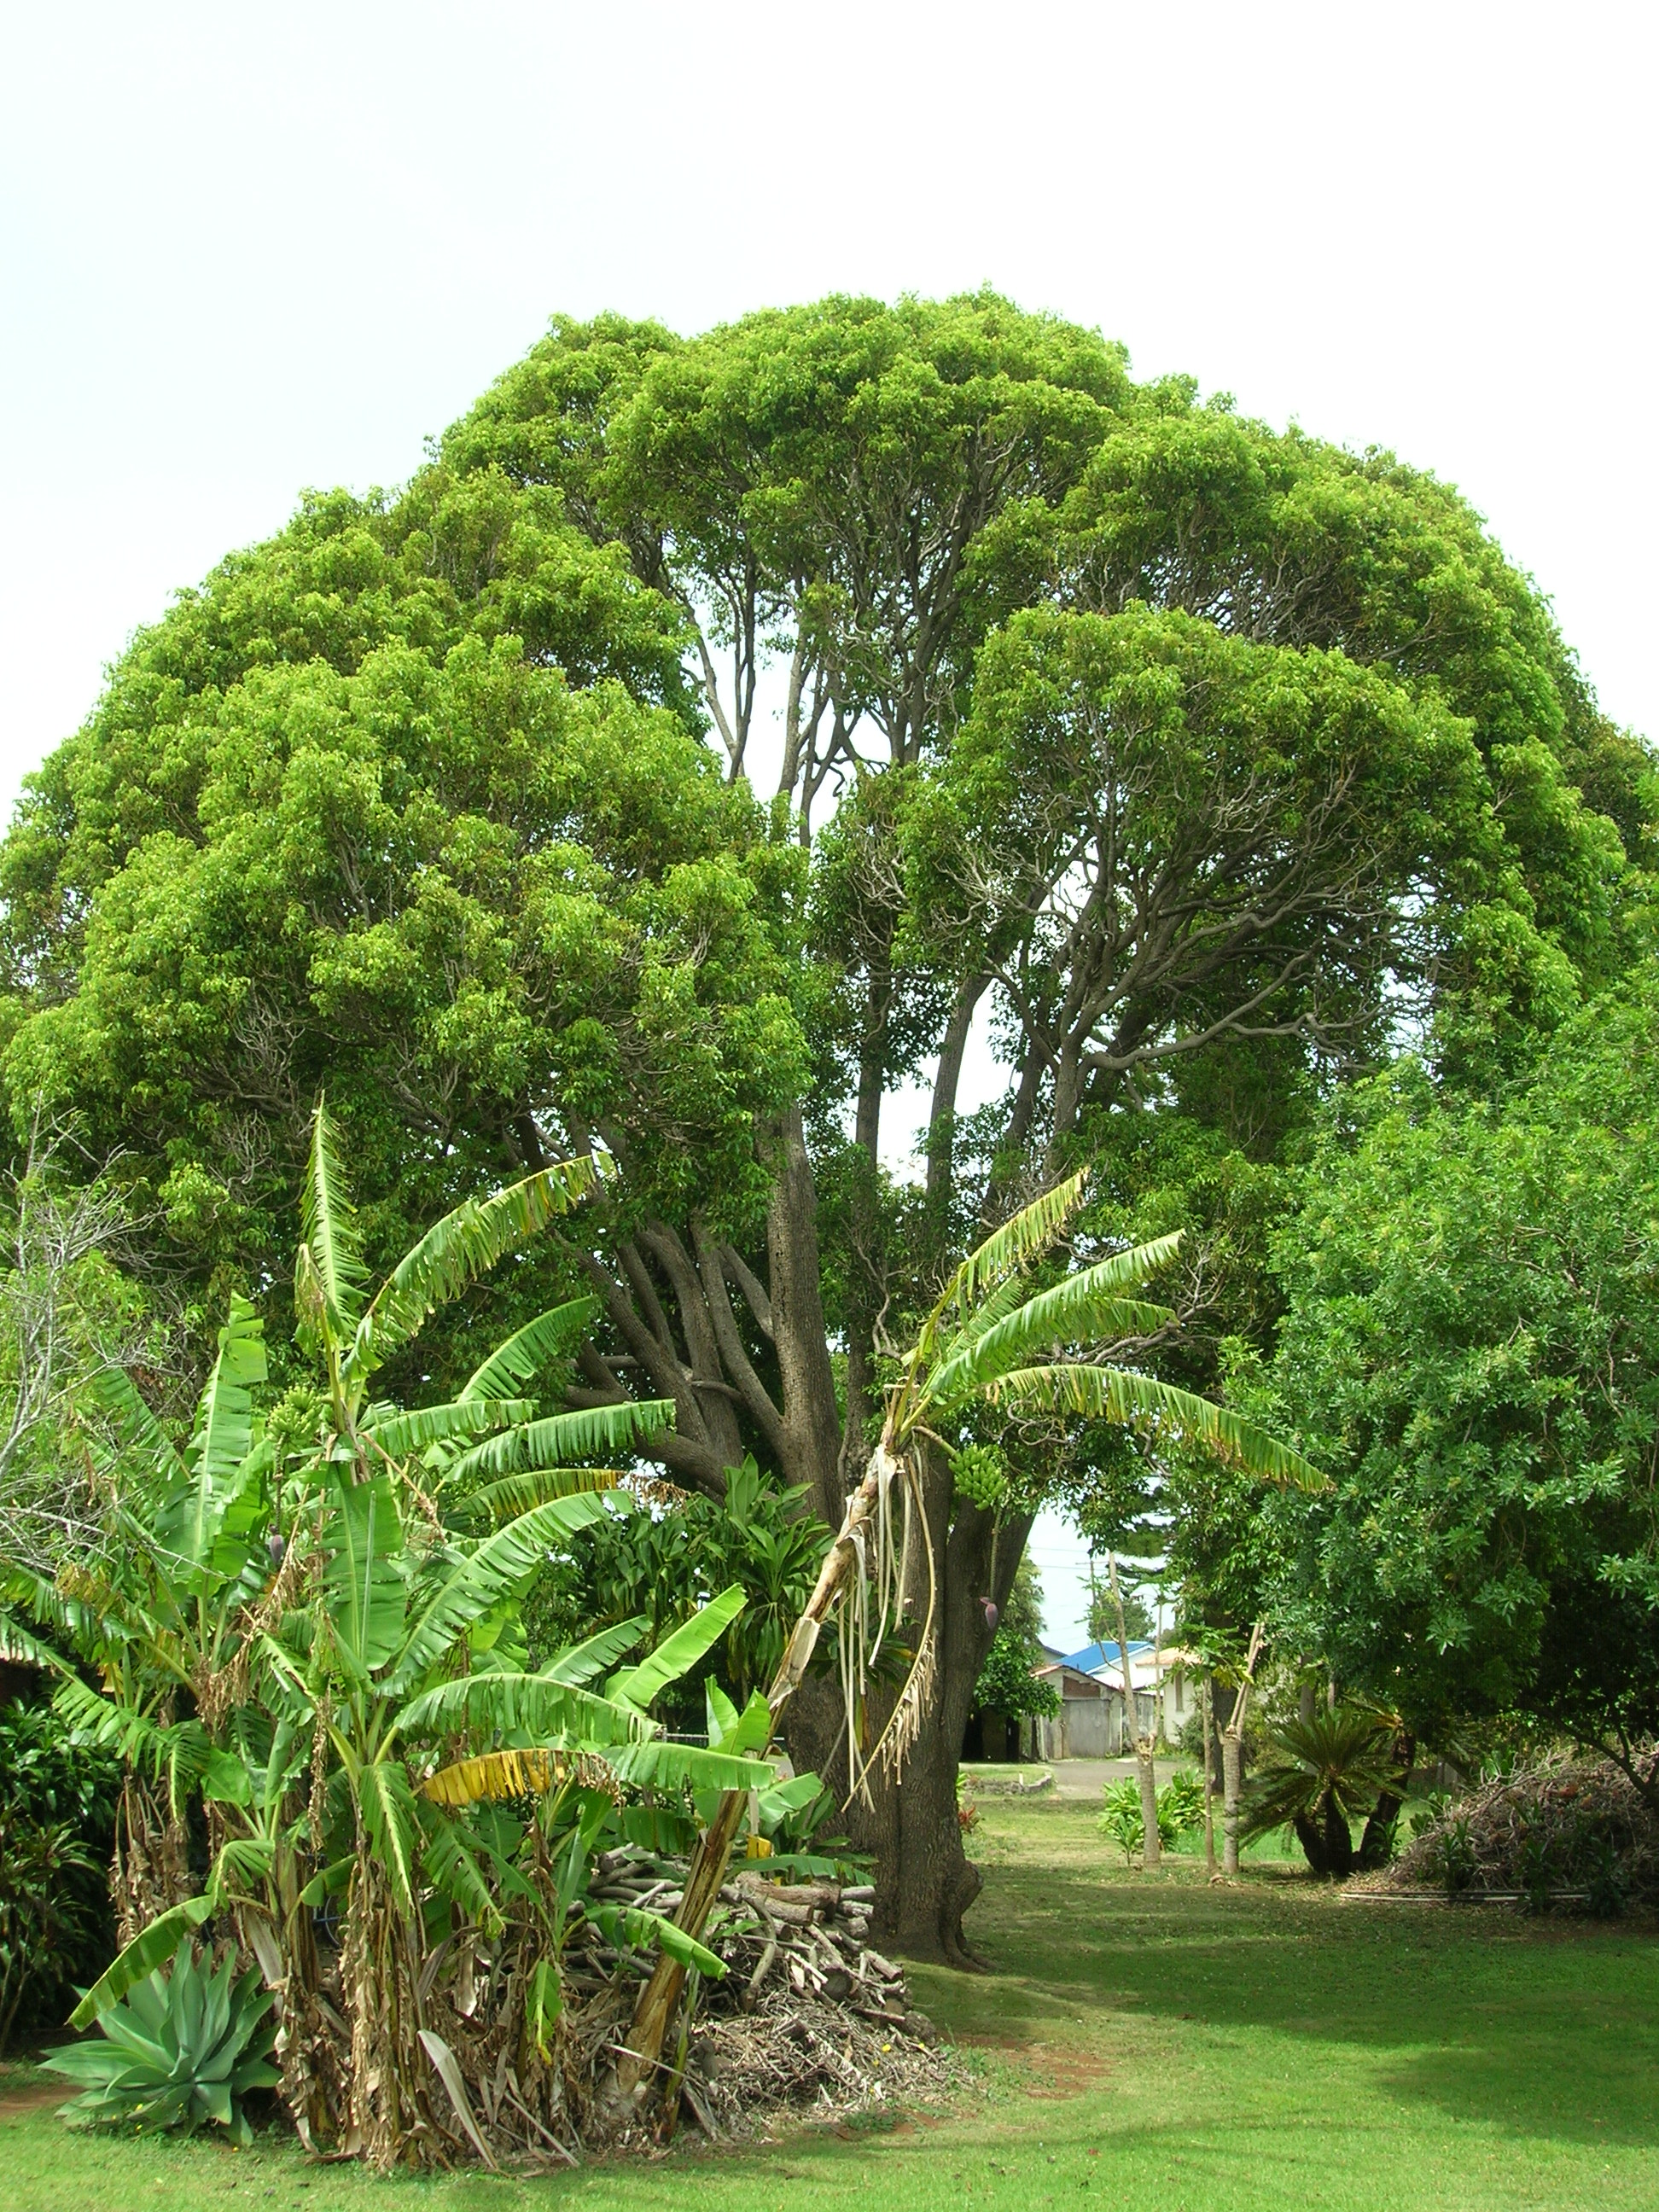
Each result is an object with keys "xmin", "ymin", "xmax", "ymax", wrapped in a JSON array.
[
  {"xmin": 44, "ymin": 1940, "xmax": 277, "ymax": 2145},
  {"xmin": 1158, "ymin": 1768, "xmax": 1205, "ymax": 1844},
  {"xmin": 1098, "ymin": 1771, "xmax": 1205, "ymax": 1862},
  {"xmin": 0, "ymin": 1699, "xmax": 118, "ymax": 2050}
]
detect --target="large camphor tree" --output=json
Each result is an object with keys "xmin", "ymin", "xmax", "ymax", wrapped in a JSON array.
[{"xmin": 2, "ymin": 294, "xmax": 1649, "ymax": 1959}]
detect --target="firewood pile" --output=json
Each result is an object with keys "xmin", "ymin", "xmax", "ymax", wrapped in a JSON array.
[
  {"xmin": 1364, "ymin": 1751, "xmax": 1659, "ymax": 1909},
  {"xmin": 582, "ymin": 1851, "xmax": 952, "ymax": 2149},
  {"xmin": 390, "ymin": 1849, "xmax": 956, "ymax": 2167}
]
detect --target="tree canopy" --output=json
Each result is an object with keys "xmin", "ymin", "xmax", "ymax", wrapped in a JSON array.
[
  {"xmin": 4, "ymin": 288, "xmax": 1654, "ymax": 1947},
  {"xmin": 1219, "ymin": 967, "xmax": 1659, "ymax": 1767}
]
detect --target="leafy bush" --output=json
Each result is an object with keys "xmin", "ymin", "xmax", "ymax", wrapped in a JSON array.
[
  {"xmin": 1098, "ymin": 1771, "xmax": 1205, "ymax": 1862},
  {"xmin": 1098, "ymin": 1778, "xmax": 1144, "ymax": 1862},
  {"xmin": 1584, "ymin": 1836, "xmax": 1628, "ymax": 1919},
  {"xmin": 1159, "ymin": 1768, "xmax": 1205, "ymax": 1842},
  {"xmin": 0, "ymin": 1700, "xmax": 118, "ymax": 2050},
  {"xmin": 525, "ymin": 1455, "xmax": 830, "ymax": 1708},
  {"xmin": 44, "ymin": 1939, "xmax": 277, "ymax": 2144},
  {"xmin": 973, "ymin": 1625, "xmax": 1061, "ymax": 1721}
]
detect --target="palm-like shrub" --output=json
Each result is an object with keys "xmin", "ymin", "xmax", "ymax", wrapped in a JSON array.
[
  {"xmin": 44, "ymin": 1939, "xmax": 276, "ymax": 2144},
  {"xmin": 1241, "ymin": 1707, "xmax": 1401, "ymax": 1877}
]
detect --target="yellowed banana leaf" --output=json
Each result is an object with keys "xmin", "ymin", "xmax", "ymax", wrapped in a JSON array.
[{"xmin": 420, "ymin": 1745, "xmax": 616, "ymax": 1805}]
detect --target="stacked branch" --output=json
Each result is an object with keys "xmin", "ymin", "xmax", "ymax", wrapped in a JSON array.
[{"xmin": 1365, "ymin": 1752, "xmax": 1659, "ymax": 1908}]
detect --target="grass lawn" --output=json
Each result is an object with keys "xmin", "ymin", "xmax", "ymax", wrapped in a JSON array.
[{"xmin": 3, "ymin": 1792, "xmax": 1654, "ymax": 2212}]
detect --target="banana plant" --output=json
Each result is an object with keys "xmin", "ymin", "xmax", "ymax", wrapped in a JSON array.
[
  {"xmin": 292, "ymin": 1099, "xmax": 675, "ymax": 1496},
  {"xmin": 2, "ymin": 1296, "xmax": 277, "ymax": 1937},
  {"xmin": 25, "ymin": 1104, "xmax": 795, "ymax": 2161}
]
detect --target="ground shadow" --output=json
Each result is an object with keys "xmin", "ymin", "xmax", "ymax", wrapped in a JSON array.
[{"xmin": 909, "ymin": 1825, "xmax": 1659, "ymax": 2154}]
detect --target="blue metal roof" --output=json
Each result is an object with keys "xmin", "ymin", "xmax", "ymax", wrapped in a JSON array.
[{"xmin": 1060, "ymin": 1639, "xmax": 1154, "ymax": 1673}]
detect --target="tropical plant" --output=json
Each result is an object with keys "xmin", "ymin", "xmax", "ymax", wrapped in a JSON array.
[
  {"xmin": 8, "ymin": 1102, "xmax": 792, "ymax": 2168},
  {"xmin": 527, "ymin": 1453, "xmax": 830, "ymax": 1707},
  {"xmin": 0, "ymin": 1696, "xmax": 118, "ymax": 2048},
  {"xmin": 44, "ymin": 1939, "xmax": 276, "ymax": 2143},
  {"xmin": 1098, "ymin": 1777, "xmax": 1144, "ymax": 1864},
  {"xmin": 1240, "ymin": 1706, "xmax": 1402, "ymax": 1877},
  {"xmin": 0, "ymin": 1815, "xmax": 99, "ymax": 2053},
  {"xmin": 1158, "ymin": 1767, "xmax": 1205, "ymax": 1842},
  {"xmin": 1098, "ymin": 1770, "xmax": 1203, "ymax": 1865}
]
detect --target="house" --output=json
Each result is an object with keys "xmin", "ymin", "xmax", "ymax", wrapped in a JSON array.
[
  {"xmin": 1029, "ymin": 1640, "xmax": 1197, "ymax": 1758},
  {"xmin": 1027, "ymin": 1661, "xmax": 1116, "ymax": 1759}
]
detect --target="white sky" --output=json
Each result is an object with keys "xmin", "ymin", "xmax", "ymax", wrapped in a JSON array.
[{"xmin": 4, "ymin": 0, "xmax": 1654, "ymax": 1649}]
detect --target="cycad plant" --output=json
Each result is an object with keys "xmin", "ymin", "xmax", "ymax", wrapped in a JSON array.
[
  {"xmin": 618, "ymin": 1166, "xmax": 1318, "ymax": 2097},
  {"xmin": 1240, "ymin": 1705, "xmax": 1402, "ymax": 1877}
]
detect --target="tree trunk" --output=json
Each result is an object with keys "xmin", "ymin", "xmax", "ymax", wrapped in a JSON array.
[
  {"xmin": 1202, "ymin": 1679, "xmax": 1217, "ymax": 1880},
  {"xmin": 1358, "ymin": 1731, "xmax": 1415, "ymax": 1871},
  {"xmin": 1322, "ymin": 1792, "xmax": 1356, "ymax": 1879},
  {"xmin": 839, "ymin": 960, "xmax": 892, "ymax": 1487},
  {"xmin": 618, "ymin": 1440, "xmax": 1011, "ymax": 2101},
  {"xmin": 1221, "ymin": 1729, "xmax": 1243, "ymax": 1876},
  {"xmin": 1293, "ymin": 1810, "xmax": 1330, "ymax": 1877},
  {"xmin": 824, "ymin": 1480, "xmax": 1021, "ymax": 1963},
  {"xmin": 1217, "ymin": 1623, "xmax": 1264, "ymax": 1880}
]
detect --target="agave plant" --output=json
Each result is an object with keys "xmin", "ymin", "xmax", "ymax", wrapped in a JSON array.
[
  {"xmin": 44, "ymin": 1938, "xmax": 277, "ymax": 2144},
  {"xmin": 618, "ymin": 1167, "xmax": 1320, "ymax": 2096}
]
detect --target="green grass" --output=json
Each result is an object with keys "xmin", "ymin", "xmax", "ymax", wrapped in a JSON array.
[{"xmin": 3, "ymin": 1794, "xmax": 1655, "ymax": 2211}]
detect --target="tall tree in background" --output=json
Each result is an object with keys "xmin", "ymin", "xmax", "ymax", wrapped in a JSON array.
[
  {"xmin": 2, "ymin": 294, "xmax": 1651, "ymax": 1955},
  {"xmin": 1220, "ymin": 967, "xmax": 1659, "ymax": 1784}
]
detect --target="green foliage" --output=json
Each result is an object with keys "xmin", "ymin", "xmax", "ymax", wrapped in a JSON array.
[
  {"xmin": 0, "ymin": 1815, "xmax": 98, "ymax": 2053},
  {"xmin": 525, "ymin": 1455, "xmax": 829, "ymax": 1706},
  {"xmin": 1097, "ymin": 1771, "xmax": 1204, "ymax": 1863},
  {"xmin": 3, "ymin": 1110, "xmax": 813, "ymax": 2163},
  {"xmin": 1086, "ymin": 1582, "xmax": 1153, "ymax": 1644},
  {"xmin": 1240, "ymin": 1708, "xmax": 1402, "ymax": 1877},
  {"xmin": 44, "ymin": 1940, "xmax": 277, "ymax": 2144},
  {"xmin": 6, "ymin": 287, "xmax": 1654, "ymax": 1988},
  {"xmin": 0, "ymin": 1702, "xmax": 118, "ymax": 2050},
  {"xmin": 973, "ymin": 1627, "xmax": 1060, "ymax": 1721},
  {"xmin": 1235, "ymin": 965, "xmax": 1659, "ymax": 1752},
  {"xmin": 0, "ymin": 486, "xmax": 802, "ymax": 1371}
]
